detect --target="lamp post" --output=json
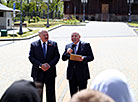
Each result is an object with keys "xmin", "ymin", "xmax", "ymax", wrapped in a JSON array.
[
  {"xmin": 18, "ymin": 0, "xmax": 23, "ymax": 35},
  {"xmin": 55, "ymin": 5, "xmax": 57, "ymax": 18},
  {"xmin": 36, "ymin": 0, "xmax": 40, "ymax": 17},
  {"xmin": 43, "ymin": 9, "xmax": 45, "ymax": 19},
  {"xmin": 81, "ymin": 0, "xmax": 88, "ymax": 22},
  {"xmin": 43, "ymin": 0, "xmax": 52, "ymax": 28},
  {"xmin": 33, "ymin": 10, "xmax": 35, "ymax": 17},
  {"xmin": 128, "ymin": 0, "xmax": 132, "ymax": 22},
  {"xmin": 51, "ymin": 10, "xmax": 53, "ymax": 19},
  {"xmin": 74, "ymin": 6, "xmax": 76, "ymax": 18},
  {"xmin": 58, "ymin": 10, "xmax": 60, "ymax": 19},
  {"xmin": 27, "ymin": 0, "xmax": 29, "ymax": 17},
  {"xmin": 7, "ymin": 0, "xmax": 9, "ymax": 6},
  {"xmin": 36, "ymin": 4, "xmax": 39, "ymax": 16}
]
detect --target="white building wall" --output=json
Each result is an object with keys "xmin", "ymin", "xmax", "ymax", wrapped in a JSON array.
[
  {"xmin": 6, "ymin": 12, "xmax": 12, "ymax": 29},
  {"xmin": 0, "ymin": 12, "xmax": 12, "ymax": 29},
  {"xmin": 0, "ymin": 12, "xmax": 6, "ymax": 29}
]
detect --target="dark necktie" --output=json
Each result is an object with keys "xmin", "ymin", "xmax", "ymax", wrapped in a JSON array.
[
  {"xmin": 73, "ymin": 44, "xmax": 77, "ymax": 54},
  {"xmin": 74, "ymin": 45, "xmax": 77, "ymax": 54},
  {"xmin": 43, "ymin": 42, "xmax": 46, "ymax": 57}
]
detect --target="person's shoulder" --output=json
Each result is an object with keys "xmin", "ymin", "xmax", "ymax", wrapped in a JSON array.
[
  {"xmin": 66, "ymin": 42, "xmax": 73, "ymax": 45},
  {"xmin": 48, "ymin": 40, "xmax": 58, "ymax": 46},
  {"xmin": 80, "ymin": 41, "xmax": 89, "ymax": 45},
  {"xmin": 66, "ymin": 43, "xmax": 72, "ymax": 47},
  {"xmin": 31, "ymin": 40, "xmax": 40, "ymax": 45},
  {"xmin": 48, "ymin": 40, "xmax": 56, "ymax": 43}
]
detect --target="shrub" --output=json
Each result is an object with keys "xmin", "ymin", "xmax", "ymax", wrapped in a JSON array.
[
  {"xmin": 64, "ymin": 18, "xmax": 80, "ymax": 25},
  {"xmin": 36, "ymin": 16, "xmax": 40, "ymax": 22},
  {"xmin": 33, "ymin": 17, "xmax": 36, "ymax": 23}
]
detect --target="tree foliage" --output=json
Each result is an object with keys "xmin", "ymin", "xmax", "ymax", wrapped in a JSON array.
[{"xmin": 2, "ymin": 0, "xmax": 63, "ymax": 18}]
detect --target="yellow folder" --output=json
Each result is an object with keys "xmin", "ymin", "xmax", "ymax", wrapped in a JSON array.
[{"xmin": 70, "ymin": 54, "xmax": 82, "ymax": 61}]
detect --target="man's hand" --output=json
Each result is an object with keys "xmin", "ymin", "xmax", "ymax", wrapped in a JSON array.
[
  {"xmin": 67, "ymin": 48, "xmax": 73, "ymax": 54},
  {"xmin": 76, "ymin": 56, "xmax": 84, "ymax": 62},
  {"xmin": 41, "ymin": 63, "xmax": 50, "ymax": 71}
]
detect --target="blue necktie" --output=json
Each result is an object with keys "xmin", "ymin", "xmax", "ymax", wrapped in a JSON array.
[
  {"xmin": 74, "ymin": 45, "xmax": 77, "ymax": 54},
  {"xmin": 73, "ymin": 45, "xmax": 77, "ymax": 54},
  {"xmin": 43, "ymin": 42, "xmax": 46, "ymax": 57}
]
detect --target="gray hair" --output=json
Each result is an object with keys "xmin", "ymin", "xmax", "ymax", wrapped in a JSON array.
[
  {"xmin": 38, "ymin": 29, "xmax": 48, "ymax": 35},
  {"xmin": 70, "ymin": 89, "xmax": 114, "ymax": 102}
]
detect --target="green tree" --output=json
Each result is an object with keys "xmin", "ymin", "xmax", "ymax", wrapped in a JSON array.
[
  {"xmin": 1, "ymin": 0, "xmax": 6, "ymax": 4},
  {"xmin": 2, "ymin": 0, "xmax": 63, "ymax": 19}
]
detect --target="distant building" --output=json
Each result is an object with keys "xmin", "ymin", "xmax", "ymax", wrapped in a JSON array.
[
  {"xmin": 63, "ymin": 0, "xmax": 138, "ymax": 21},
  {"xmin": 0, "ymin": 3, "xmax": 15, "ymax": 30}
]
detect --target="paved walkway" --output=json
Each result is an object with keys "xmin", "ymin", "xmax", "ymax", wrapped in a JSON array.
[{"xmin": 0, "ymin": 21, "xmax": 138, "ymax": 102}]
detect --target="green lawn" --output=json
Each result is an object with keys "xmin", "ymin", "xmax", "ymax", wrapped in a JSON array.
[
  {"xmin": 128, "ymin": 22, "xmax": 138, "ymax": 31},
  {"xmin": 0, "ymin": 18, "xmax": 80, "ymax": 39},
  {"xmin": 128, "ymin": 22, "xmax": 138, "ymax": 27},
  {"xmin": 14, "ymin": 19, "xmax": 63, "ymax": 28},
  {"xmin": 27, "ymin": 19, "xmax": 62, "ymax": 28},
  {"xmin": 0, "ymin": 29, "xmax": 39, "ymax": 39}
]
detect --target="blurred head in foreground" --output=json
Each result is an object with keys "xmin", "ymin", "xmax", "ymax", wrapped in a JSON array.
[
  {"xmin": 69, "ymin": 89, "xmax": 114, "ymax": 102},
  {"xmin": 0, "ymin": 80, "xmax": 40, "ymax": 102},
  {"xmin": 91, "ymin": 69, "xmax": 135, "ymax": 102}
]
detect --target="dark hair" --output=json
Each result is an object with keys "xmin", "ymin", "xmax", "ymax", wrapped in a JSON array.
[{"xmin": 0, "ymin": 80, "xmax": 40, "ymax": 102}]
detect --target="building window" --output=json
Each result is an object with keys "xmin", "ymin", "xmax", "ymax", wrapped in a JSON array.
[
  {"xmin": 0, "ymin": 12, "xmax": 4, "ymax": 17},
  {"xmin": 67, "ymin": 5, "xmax": 70, "ymax": 9},
  {"xmin": 134, "ymin": 0, "xmax": 138, "ymax": 2},
  {"xmin": 8, "ymin": 19, "xmax": 10, "ymax": 26}
]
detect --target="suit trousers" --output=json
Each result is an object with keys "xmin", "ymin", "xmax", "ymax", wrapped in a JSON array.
[
  {"xmin": 34, "ymin": 78, "xmax": 56, "ymax": 102},
  {"xmin": 68, "ymin": 70, "xmax": 87, "ymax": 97}
]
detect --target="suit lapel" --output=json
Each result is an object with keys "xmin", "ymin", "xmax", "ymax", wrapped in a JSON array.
[
  {"xmin": 76, "ymin": 41, "xmax": 81, "ymax": 54},
  {"xmin": 46, "ymin": 40, "xmax": 51, "ymax": 58},
  {"xmin": 38, "ymin": 40, "xmax": 44, "ymax": 58},
  {"xmin": 70, "ymin": 43, "xmax": 74, "ymax": 48}
]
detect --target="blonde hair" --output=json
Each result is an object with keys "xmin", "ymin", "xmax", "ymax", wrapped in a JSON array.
[{"xmin": 69, "ymin": 89, "xmax": 114, "ymax": 102}]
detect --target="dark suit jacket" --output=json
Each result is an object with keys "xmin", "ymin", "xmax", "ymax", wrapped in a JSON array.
[
  {"xmin": 29, "ymin": 40, "xmax": 60, "ymax": 82},
  {"xmin": 62, "ymin": 41, "xmax": 94, "ymax": 81}
]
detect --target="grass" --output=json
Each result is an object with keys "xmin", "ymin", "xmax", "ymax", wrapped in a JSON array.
[
  {"xmin": 0, "ymin": 18, "xmax": 81, "ymax": 39},
  {"xmin": 14, "ymin": 19, "xmax": 62, "ymax": 27},
  {"xmin": 14, "ymin": 18, "xmax": 81, "ymax": 27},
  {"xmin": 128, "ymin": 22, "xmax": 138, "ymax": 31},
  {"xmin": 128, "ymin": 21, "xmax": 138, "ymax": 31},
  {"xmin": 27, "ymin": 21, "xmax": 61, "ymax": 27},
  {"xmin": 27, "ymin": 19, "xmax": 81, "ymax": 27},
  {"xmin": 128, "ymin": 22, "xmax": 138, "ymax": 27},
  {"xmin": 19, "ymin": 29, "xmax": 39, "ymax": 38},
  {"xmin": 63, "ymin": 19, "xmax": 80, "ymax": 25},
  {"xmin": 0, "ymin": 29, "xmax": 39, "ymax": 39}
]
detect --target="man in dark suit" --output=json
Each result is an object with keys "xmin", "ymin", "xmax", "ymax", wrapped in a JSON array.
[
  {"xmin": 62, "ymin": 32, "xmax": 94, "ymax": 97},
  {"xmin": 29, "ymin": 30, "xmax": 60, "ymax": 102}
]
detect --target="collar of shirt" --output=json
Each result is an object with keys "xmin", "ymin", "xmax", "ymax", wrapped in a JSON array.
[
  {"xmin": 73, "ymin": 41, "xmax": 80, "ymax": 53},
  {"xmin": 40, "ymin": 40, "xmax": 48, "ymax": 47}
]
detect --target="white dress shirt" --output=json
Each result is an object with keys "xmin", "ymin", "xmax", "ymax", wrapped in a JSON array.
[
  {"xmin": 40, "ymin": 40, "xmax": 47, "ymax": 55},
  {"xmin": 73, "ymin": 41, "xmax": 80, "ymax": 54}
]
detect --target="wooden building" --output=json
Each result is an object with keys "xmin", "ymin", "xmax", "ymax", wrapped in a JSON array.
[{"xmin": 63, "ymin": 0, "xmax": 138, "ymax": 21}]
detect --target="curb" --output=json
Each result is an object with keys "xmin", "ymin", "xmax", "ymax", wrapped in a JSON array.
[
  {"xmin": 126, "ymin": 22, "xmax": 138, "ymax": 28},
  {"xmin": 126, "ymin": 23, "xmax": 138, "ymax": 36},
  {"xmin": 134, "ymin": 29, "xmax": 138, "ymax": 35}
]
